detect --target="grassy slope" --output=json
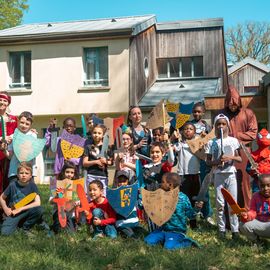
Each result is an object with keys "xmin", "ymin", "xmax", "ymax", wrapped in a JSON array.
[{"xmin": 0, "ymin": 185, "xmax": 269, "ymax": 270}]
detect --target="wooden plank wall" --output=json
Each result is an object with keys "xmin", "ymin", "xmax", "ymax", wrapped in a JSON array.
[
  {"xmin": 129, "ymin": 26, "xmax": 157, "ymax": 105},
  {"xmin": 156, "ymin": 27, "xmax": 228, "ymax": 92},
  {"xmin": 229, "ymin": 65, "xmax": 267, "ymax": 93}
]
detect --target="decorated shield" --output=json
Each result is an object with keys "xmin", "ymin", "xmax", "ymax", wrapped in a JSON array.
[
  {"xmin": 103, "ymin": 116, "xmax": 125, "ymax": 145},
  {"xmin": 168, "ymin": 102, "xmax": 194, "ymax": 129},
  {"xmin": 141, "ymin": 187, "xmax": 179, "ymax": 226},
  {"xmin": 13, "ymin": 129, "xmax": 46, "ymax": 162},
  {"xmin": 60, "ymin": 129, "xmax": 86, "ymax": 159},
  {"xmin": 107, "ymin": 182, "xmax": 138, "ymax": 218}
]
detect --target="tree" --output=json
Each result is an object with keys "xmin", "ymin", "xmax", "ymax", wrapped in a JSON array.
[
  {"xmin": 225, "ymin": 21, "xmax": 270, "ymax": 65},
  {"xmin": 0, "ymin": 0, "xmax": 29, "ymax": 30}
]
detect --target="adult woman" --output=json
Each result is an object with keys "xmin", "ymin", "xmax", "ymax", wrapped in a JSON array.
[
  {"xmin": 127, "ymin": 106, "xmax": 152, "ymax": 157},
  {"xmin": 0, "ymin": 91, "xmax": 17, "ymax": 194}
]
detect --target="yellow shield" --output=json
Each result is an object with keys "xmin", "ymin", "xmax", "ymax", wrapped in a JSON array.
[{"xmin": 141, "ymin": 187, "xmax": 179, "ymax": 226}]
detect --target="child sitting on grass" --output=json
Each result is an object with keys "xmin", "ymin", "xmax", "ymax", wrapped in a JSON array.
[
  {"xmin": 240, "ymin": 174, "xmax": 270, "ymax": 244},
  {"xmin": 0, "ymin": 162, "xmax": 43, "ymax": 236},
  {"xmin": 114, "ymin": 170, "xmax": 142, "ymax": 238},
  {"xmin": 144, "ymin": 172, "xmax": 201, "ymax": 250},
  {"xmin": 87, "ymin": 180, "xmax": 117, "ymax": 239}
]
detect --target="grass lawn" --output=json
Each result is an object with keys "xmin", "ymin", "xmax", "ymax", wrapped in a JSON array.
[{"xmin": 0, "ymin": 185, "xmax": 269, "ymax": 270}]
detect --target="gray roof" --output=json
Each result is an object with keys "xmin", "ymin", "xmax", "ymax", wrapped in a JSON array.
[
  {"xmin": 139, "ymin": 78, "xmax": 221, "ymax": 107},
  {"xmin": 0, "ymin": 15, "xmax": 156, "ymax": 40},
  {"xmin": 156, "ymin": 18, "xmax": 223, "ymax": 31},
  {"xmin": 228, "ymin": 57, "xmax": 270, "ymax": 74}
]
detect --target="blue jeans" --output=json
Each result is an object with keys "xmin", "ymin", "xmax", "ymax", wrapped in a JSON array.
[
  {"xmin": 1, "ymin": 206, "xmax": 43, "ymax": 236},
  {"xmin": 144, "ymin": 229, "xmax": 197, "ymax": 250},
  {"xmin": 92, "ymin": 208, "xmax": 117, "ymax": 239}
]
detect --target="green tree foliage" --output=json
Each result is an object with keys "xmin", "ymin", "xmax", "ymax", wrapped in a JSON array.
[
  {"xmin": 226, "ymin": 21, "xmax": 270, "ymax": 65},
  {"xmin": 0, "ymin": 0, "xmax": 29, "ymax": 30}
]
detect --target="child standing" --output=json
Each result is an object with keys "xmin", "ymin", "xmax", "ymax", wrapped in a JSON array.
[
  {"xmin": 0, "ymin": 162, "xmax": 43, "ymax": 236},
  {"xmin": 50, "ymin": 161, "xmax": 79, "ymax": 234},
  {"xmin": 1, "ymin": 111, "xmax": 38, "ymax": 182},
  {"xmin": 205, "ymin": 114, "xmax": 242, "ymax": 239},
  {"xmin": 87, "ymin": 180, "xmax": 117, "ymax": 239},
  {"xmin": 45, "ymin": 117, "xmax": 81, "ymax": 178},
  {"xmin": 144, "ymin": 172, "xmax": 200, "ymax": 250},
  {"xmin": 175, "ymin": 122, "xmax": 201, "ymax": 229},
  {"xmin": 240, "ymin": 174, "xmax": 270, "ymax": 243},
  {"xmin": 83, "ymin": 124, "xmax": 112, "ymax": 196},
  {"xmin": 191, "ymin": 102, "xmax": 214, "ymax": 225}
]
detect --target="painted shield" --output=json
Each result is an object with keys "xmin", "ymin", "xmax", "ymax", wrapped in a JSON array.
[
  {"xmin": 168, "ymin": 102, "xmax": 194, "ymax": 129},
  {"xmin": 60, "ymin": 129, "xmax": 86, "ymax": 159},
  {"xmin": 141, "ymin": 187, "xmax": 179, "ymax": 227},
  {"xmin": 103, "ymin": 116, "xmax": 125, "ymax": 145},
  {"xmin": 107, "ymin": 182, "xmax": 138, "ymax": 218},
  {"xmin": 13, "ymin": 129, "xmax": 46, "ymax": 162}
]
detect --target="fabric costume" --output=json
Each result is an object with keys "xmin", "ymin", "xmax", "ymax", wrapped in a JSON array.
[
  {"xmin": 240, "ymin": 192, "xmax": 270, "ymax": 241},
  {"xmin": 246, "ymin": 129, "xmax": 270, "ymax": 193},
  {"xmin": 191, "ymin": 118, "xmax": 213, "ymax": 219},
  {"xmin": 220, "ymin": 86, "xmax": 258, "ymax": 209},
  {"xmin": 144, "ymin": 192, "xmax": 199, "ymax": 250},
  {"xmin": 0, "ymin": 114, "xmax": 17, "ymax": 194},
  {"xmin": 1, "ymin": 179, "xmax": 43, "ymax": 235},
  {"xmin": 205, "ymin": 135, "xmax": 240, "ymax": 233}
]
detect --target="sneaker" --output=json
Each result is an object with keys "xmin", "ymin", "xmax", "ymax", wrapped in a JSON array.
[
  {"xmin": 218, "ymin": 231, "xmax": 226, "ymax": 239},
  {"xmin": 93, "ymin": 233, "xmax": 104, "ymax": 240},
  {"xmin": 206, "ymin": 217, "xmax": 215, "ymax": 226},
  {"xmin": 232, "ymin": 232, "xmax": 240, "ymax": 240},
  {"xmin": 23, "ymin": 230, "xmax": 35, "ymax": 238}
]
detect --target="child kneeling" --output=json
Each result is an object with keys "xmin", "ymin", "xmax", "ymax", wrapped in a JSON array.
[
  {"xmin": 240, "ymin": 174, "xmax": 270, "ymax": 243},
  {"xmin": 0, "ymin": 162, "xmax": 43, "ymax": 236},
  {"xmin": 144, "ymin": 172, "xmax": 200, "ymax": 250}
]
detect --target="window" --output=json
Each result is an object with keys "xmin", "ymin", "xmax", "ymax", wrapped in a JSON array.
[
  {"xmin": 244, "ymin": 86, "xmax": 259, "ymax": 94},
  {"xmin": 157, "ymin": 56, "xmax": 203, "ymax": 79},
  {"xmin": 84, "ymin": 47, "xmax": 108, "ymax": 87},
  {"xmin": 9, "ymin": 51, "xmax": 31, "ymax": 88}
]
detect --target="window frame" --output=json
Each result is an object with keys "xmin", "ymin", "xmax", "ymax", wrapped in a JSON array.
[
  {"xmin": 9, "ymin": 51, "xmax": 31, "ymax": 88},
  {"xmin": 83, "ymin": 46, "xmax": 109, "ymax": 87}
]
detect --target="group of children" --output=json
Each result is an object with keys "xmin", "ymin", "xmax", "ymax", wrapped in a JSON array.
[{"xmin": 1, "ymin": 98, "xmax": 270, "ymax": 250}]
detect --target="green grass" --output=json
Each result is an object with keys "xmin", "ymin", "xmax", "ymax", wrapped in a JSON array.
[{"xmin": 0, "ymin": 185, "xmax": 269, "ymax": 270}]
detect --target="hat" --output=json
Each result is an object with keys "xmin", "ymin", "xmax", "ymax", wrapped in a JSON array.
[
  {"xmin": 214, "ymin": 114, "xmax": 230, "ymax": 126},
  {"xmin": 116, "ymin": 170, "xmax": 129, "ymax": 179},
  {"xmin": 0, "ymin": 94, "xmax": 11, "ymax": 104}
]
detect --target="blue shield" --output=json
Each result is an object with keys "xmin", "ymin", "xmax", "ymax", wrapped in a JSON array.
[{"xmin": 107, "ymin": 182, "xmax": 138, "ymax": 218}]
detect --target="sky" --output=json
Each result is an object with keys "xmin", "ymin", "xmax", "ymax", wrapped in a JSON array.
[{"xmin": 22, "ymin": 0, "xmax": 270, "ymax": 30}]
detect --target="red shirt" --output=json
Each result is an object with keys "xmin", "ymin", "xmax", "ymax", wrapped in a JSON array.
[{"xmin": 90, "ymin": 197, "xmax": 116, "ymax": 226}]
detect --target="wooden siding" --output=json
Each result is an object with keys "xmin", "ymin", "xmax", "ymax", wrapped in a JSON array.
[
  {"xmin": 156, "ymin": 28, "xmax": 228, "ymax": 92},
  {"xmin": 229, "ymin": 64, "xmax": 267, "ymax": 93},
  {"xmin": 129, "ymin": 26, "xmax": 157, "ymax": 105}
]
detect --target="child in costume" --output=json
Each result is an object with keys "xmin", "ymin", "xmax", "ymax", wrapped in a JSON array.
[
  {"xmin": 115, "ymin": 170, "xmax": 141, "ymax": 238},
  {"xmin": 246, "ymin": 128, "xmax": 270, "ymax": 193},
  {"xmin": 127, "ymin": 106, "xmax": 152, "ymax": 157},
  {"xmin": 205, "ymin": 114, "xmax": 242, "ymax": 239},
  {"xmin": 174, "ymin": 122, "xmax": 201, "ymax": 229},
  {"xmin": 114, "ymin": 126, "xmax": 137, "ymax": 186},
  {"xmin": 240, "ymin": 174, "xmax": 270, "ymax": 243},
  {"xmin": 45, "ymin": 117, "xmax": 81, "ymax": 178},
  {"xmin": 50, "ymin": 161, "xmax": 78, "ymax": 234},
  {"xmin": 191, "ymin": 102, "xmax": 214, "ymax": 225},
  {"xmin": 87, "ymin": 180, "xmax": 117, "ymax": 239},
  {"xmin": 83, "ymin": 124, "xmax": 113, "ymax": 196},
  {"xmin": 143, "ymin": 141, "xmax": 174, "ymax": 191},
  {"xmin": 1, "ymin": 111, "xmax": 38, "ymax": 183},
  {"xmin": 0, "ymin": 162, "xmax": 43, "ymax": 236},
  {"xmin": 144, "ymin": 172, "xmax": 200, "ymax": 250}
]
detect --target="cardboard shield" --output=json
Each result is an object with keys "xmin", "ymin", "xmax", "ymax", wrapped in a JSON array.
[
  {"xmin": 60, "ymin": 129, "xmax": 86, "ymax": 159},
  {"xmin": 103, "ymin": 116, "xmax": 125, "ymax": 145},
  {"xmin": 107, "ymin": 182, "xmax": 138, "ymax": 218},
  {"xmin": 141, "ymin": 187, "xmax": 179, "ymax": 226},
  {"xmin": 13, "ymin": 129, "xmax": 46, "ymax": 162}
]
